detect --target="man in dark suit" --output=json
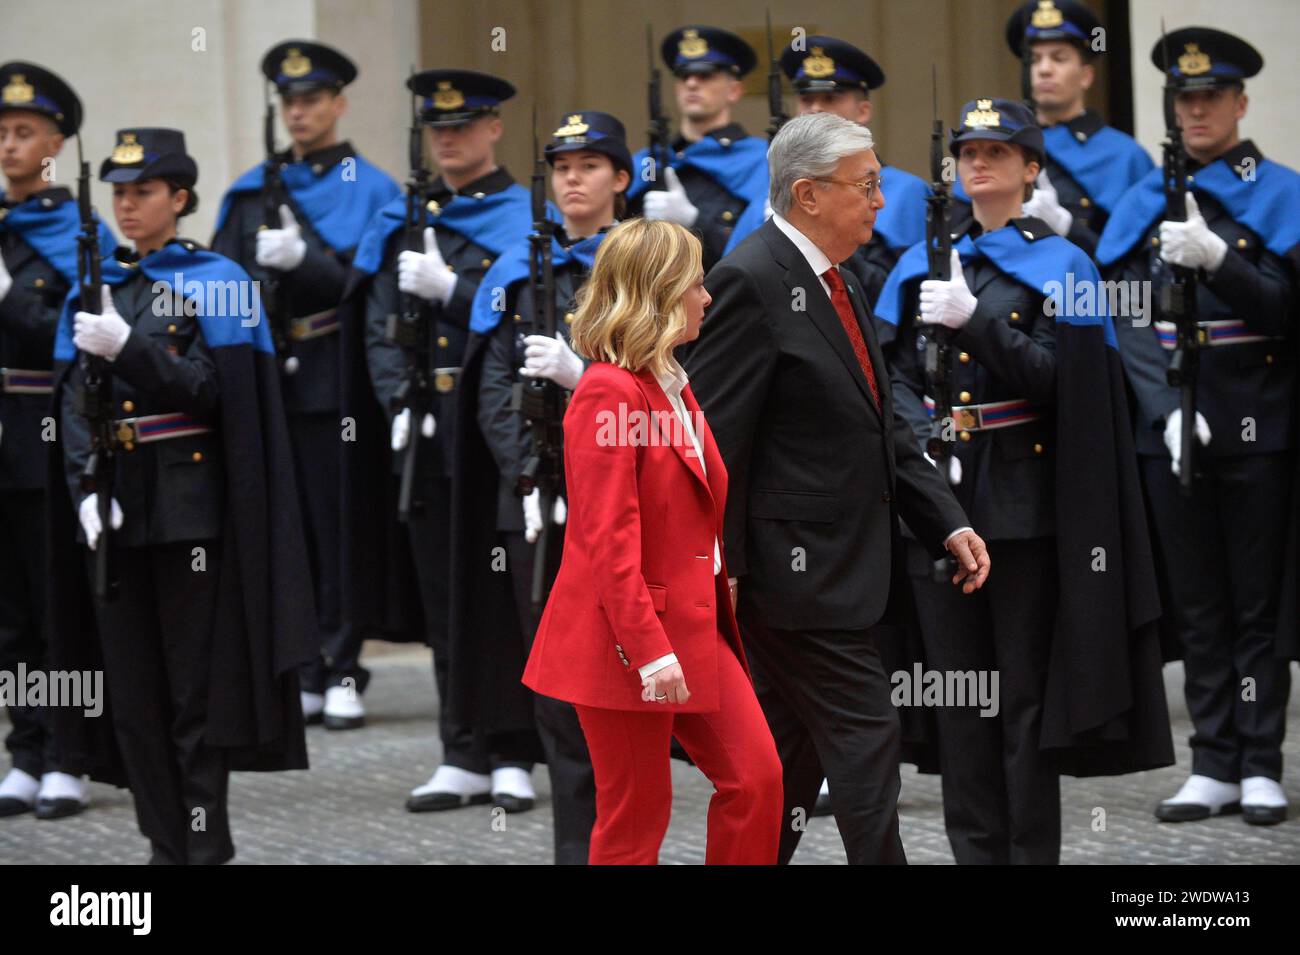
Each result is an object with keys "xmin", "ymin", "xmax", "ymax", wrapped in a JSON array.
[{"xmin": 681, "ymin": 111, "xmax": 990, "ymax": 864}]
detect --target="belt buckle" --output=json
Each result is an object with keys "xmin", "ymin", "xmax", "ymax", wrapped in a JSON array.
[
  {"xmin": 956, "ymin": 407, "xmax": 981, "ymax": 431},
  {"xmin": 289, "ymin": 317, "xmax": 311, "ymax": 342},
  {"xmin": 115, "ymin": 418, "xmax": 139, "ymax": 450},
  {"xmin": 434, "ymin": 371, "xmax": 455, "ymax": 394},
  {"xmin": 1195, "ymin": 324, "xmax": 1211, "ymax": 346}
]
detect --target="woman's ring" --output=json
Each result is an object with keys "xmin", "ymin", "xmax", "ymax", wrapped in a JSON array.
[{"xmin": 655, "ymin": 693, "xmax": 668, "ymax": 701}]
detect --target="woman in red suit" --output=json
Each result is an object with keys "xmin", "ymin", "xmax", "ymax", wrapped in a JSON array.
[{"xmin": 523, "ymin": 218, "xmax": 782, "ymax": 865}]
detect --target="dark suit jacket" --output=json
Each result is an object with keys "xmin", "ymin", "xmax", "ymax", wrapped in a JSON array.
[{"xmin": 680, "ymin": 218, "xmax": 969, "ymax": 632}]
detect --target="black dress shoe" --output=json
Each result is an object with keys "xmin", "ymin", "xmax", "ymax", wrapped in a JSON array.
[
  {"xmin": 811, "ymin": 790, "xmax": 833, "ymax": 818},
  {"xmin": 0, "ymin": 797, "xmax": 34, "ymax": 818},
  {"xmin": 492, "ymin": 793, "xmax": 535, "ymax": 814},
  {"xmin": 406, "ymin": 791, "xmax": 492, "ymax": 813},
  {"xmin": 1154, "ymin": 800, "xmax": 1240, "ymax": 822},
  {"xmin": 323, "ymin": 712, "xmax": 364, "ymax": 731},
  {"xmin": 304, "ymin": 710, "xmax": 324, "ymax": 726},
  {"xmin": 34, "ymin": 797, "xmax": 88, "ymax": 820},
  {"xmin": 1242, "ymin": 804, "xmax": 1287, "ymax": 826}
]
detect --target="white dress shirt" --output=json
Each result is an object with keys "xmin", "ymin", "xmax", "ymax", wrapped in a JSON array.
[{"xmin": 768, "ymin": 211, "xmax": 974, "ymax": 547}]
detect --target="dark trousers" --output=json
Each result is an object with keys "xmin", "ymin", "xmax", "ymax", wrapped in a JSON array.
[
  {"xmin": 1, "ymin": 489, "xmax": 68, "ymax": 778},
  {"xmin": 291, "ymin": 412, "xmax": 366, "ymax": 694},
  {"xmin": 91, "ymin": 541, "xmax": 232, "ymax": 865},
  {"xmin": 407, "ymin": 478, "xmax": 527, "ymax": 775},
  {"xmin": 911, "ymin": 537, "xmax": 1060, "ymax": 865},
  {"xmin": 506, "ymin": 530, "xmax": 595, "ymax": 865},
  {"xmin": 1143, "ymin": 453, "xmax": 1293, "ymax": 782},
  {"xmin": 742, "ymin": 614, "xmax": 906, "ymax": 864}
]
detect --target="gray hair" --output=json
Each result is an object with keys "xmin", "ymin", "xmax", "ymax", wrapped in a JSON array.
[{"xmin": 768, "ymin": 112, "xmax": 875, "ymax": 216}]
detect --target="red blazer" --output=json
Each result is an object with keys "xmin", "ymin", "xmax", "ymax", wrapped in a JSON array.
[{"xmin": 522, "ymin": 362, "xmax": 749, "ymax": 712}]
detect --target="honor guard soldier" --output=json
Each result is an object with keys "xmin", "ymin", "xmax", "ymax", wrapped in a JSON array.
[
  {"xmin": 455, "ymin": 109, "xmax": 637, "ymax": 861},
  {"xmin": 47, "ymin": 129, "xmax": 316, "ymax": 864},
  {"xmin": 344, "ymin": 70, "xmax": 540, "ymax": 816},
  {"xmin": 877, "ymin": 98, "xmax": 1172, "ymax": 863},
  {"xmin": 781, "ymin": 37, "xmax": 929, "ymax": 309},
  {"xmin": 0, "ymin": 62, "xmax": 112, "ymax": 821},
  {"xmin": 629, "ymin": 26, "xmax": 768, "ymax": 271},
  {"xmin": 986, "ymin": 0, "xmax": 1154, "ymax": 257},
  {"xmin": 211, "ymin": 40, "xmax": 398, "ymax": 730},
  {"xmin": 1098, "ymin": 28, "xmax": 1299, "ymax": 826}
]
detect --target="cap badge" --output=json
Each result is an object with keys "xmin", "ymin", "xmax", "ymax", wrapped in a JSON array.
[
  {"xmin": 2, "ymin": 73, "xmax": 34, "ymax": 105},
  {"xmin": 111, "ymin": 133, "xmax": 144, "ymax": 164},
  {"xmin": 965, "ymin": 99, "xmax": 1001, "ymax": 128},
  {"xmin": 803, "ymin": 47, "xmax": 836, "ymax": 79},
  {"xmin": 433, "ymin": 81, "xmax": 465, "ymax": 110},
  {"xmin": 554, "ymin": 114, "xmax": 589, "ymax": 137},
  {"xmin": 1178, "ymin": 43, "xmax": 1211, "ymax": 76},
  {"xmin": 1031, "ymin": 1, "xmax": 1064, "ymax": 29},
  {"xmin": 281, "ymin": 48, "xmax": 312, "ymax": 79},
  {"xmin": 679, "ymin": 28, "xmax": 708, "ymax": 59}
]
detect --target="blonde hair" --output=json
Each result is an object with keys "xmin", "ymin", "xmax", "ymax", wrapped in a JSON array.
[{"xmin": 569, "ymin": 218, "xmax": 702, "ymax": 379}]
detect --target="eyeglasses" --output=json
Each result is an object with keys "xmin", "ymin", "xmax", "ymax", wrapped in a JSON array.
[{"xmin": 811, "ymin": 176, "xmax": 881, "ymax": 199}]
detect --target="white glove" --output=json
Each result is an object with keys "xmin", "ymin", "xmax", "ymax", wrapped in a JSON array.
[
  {"xmin": 642, "ymin": 167, "xmax": 699, "ymax": 228},
  {"xmin": 1022, "ymin": 170, "xmax": 1073, "ymax": 236},
  {"xmin": 520, "ymin": 331, "xmax": 584, "ymax": 391},
  {"xmin": 0, "ymin": 250, "xmax": 11, "ymax": 303},
  {"xmin": 918, "ymin": 250, "xmax": 977, "ymax": 331},
  {"xmin": 1163, "ymin": 408, "xmax": 1211, "ymax": 477},
  {"xmin": 925, "ymin": 452, "xmax": 963, "ymax": 486},
  {"xmin": 1158, "ymin": 193, "xmax": 1228, "ymax": 272},
  {"xmin": 73, "ymin": 286, "xmax": 131, "ymax": 360},
  {"xmin": 390, "ymin": 406, "xmax": 436, "ymax": 451},
  {"xmin": 255, "ymin": 204, "xmax": 307, "ymax": 272},
  {"xmin": 78, "ymin": 495, "xmax": 123, "ymax": 551},
  {"xmin": 398, "ymin": 227, "xmax": 457, "ymax": 305},
  {"xmin": 523, "ymin": 489, "xmax": 567, "ymax": 544}
]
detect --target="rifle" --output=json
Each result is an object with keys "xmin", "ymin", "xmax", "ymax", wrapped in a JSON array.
[
  {"xmin": 646, "ymin": 24, "xmax": 671, "ymax": 191},
  {"xmin": 1019, "ymin": 8, "xmax": 1038, "ymax": 114},
  {"xmin": 922, "ymin": 67, "xmax": 957, "ymax": 581},
  {"xmin": 386, "ymin": 69, "xmax": 434, "ymax": 522},
  {"xmin": 1158, "ymin": 20, "xmax": 1199, "ymax": 496},
  {"xmin": 765, "ymin": 9, "xmax": 789, "ymax": 140},
  {"xmin": 73, "ymin": 127, "xmax": 117, "ymax": 601},
  {"xmin": 261, "ymin": 81, "xmax": 297, "ymax": 374},
  {"xmin": 512, "ymin": 110, "xmax": 565, "ymax": 610}
]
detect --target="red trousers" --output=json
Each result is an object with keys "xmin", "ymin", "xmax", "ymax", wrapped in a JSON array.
[{"xmin": 574, "ymin": 634, "xmax": 783, "ymax": 865}]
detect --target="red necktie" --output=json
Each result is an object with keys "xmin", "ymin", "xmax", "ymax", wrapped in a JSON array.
[{"xmin": 822, "ymin": 266, "xmax": 881, "ymax": 410}]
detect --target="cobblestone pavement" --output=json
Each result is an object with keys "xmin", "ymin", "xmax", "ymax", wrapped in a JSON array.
[{"xmin": 3, "ymin": 648, "xmax": 1298, "ymax": 864}]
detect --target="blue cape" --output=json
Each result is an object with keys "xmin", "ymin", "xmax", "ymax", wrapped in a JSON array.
[
  {"xmin": 629, "ymin": 135, "xmax": 769, "ymax": 257},
  {"xmin": 1096, "ymin": 154, "xmax": 1300, "ymax": 266},
  {"xmin": 214, "ymin": 153, "xmax": 398, "ymax": 255},
  {"xmin": 0, "ymin": 191, "xmax": 115, "ymax": 286},
  {"xmin": 56, "ymin": 243, "xmax": 271, "ymax": 361},
  {"xmin": 351, "ymin": 184, "xmax": 548, "ymax": 277},
  {"xmin": 876, "ymin": 226, "xmax": 1117, "ymax": 348},
  {"xmin": 469, "ymin": 231, "xmax": 607, "ymax": 335},
  {"xmin": 873, "ymin": 165, "xmax": 931, "ymax": 251},
  {"xmin": 950, "ymin": 124, "xmax": 1153, "ymax": 214}
]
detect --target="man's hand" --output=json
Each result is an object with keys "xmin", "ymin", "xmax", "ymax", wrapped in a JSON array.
[
  {"xmin": 1022, "ymin": 170, "xmax": 1073, "ymax": 236},
  {"xmin": 643, "ymin": 167, "xmax": 700, "ymax": 228},
  {"xmin": 398, "ymin": 227, "xmax": 457, "ymax": 305},
  {"xmin": 918, "ymin": 250, "xmax": 977, "ymax": 330},
  {"xmin": 255, "ymin": 204, "xmax": 307, "ymax": 272},
  {"xmin": 1158, "ymin": 193, "xmax": 1228, "ymax": 272},
  {"xmin": 520, "ymin": 331, "xmax": 584, "ymax": 390},
  {"xmin": 641, "ymin": 662, "xmax": 690, "ymax": 704},
  {"xmin": 73, "ymin": 286, "xmax": 131, "ymax": 360},
  {"xmin": 945, "ymin": 528, "xmax": 990, "ymax": 593}
]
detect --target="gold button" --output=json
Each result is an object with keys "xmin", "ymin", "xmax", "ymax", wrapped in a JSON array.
[
  {"xmin": 958, "ymin": 351, "xmax": 970, "ymax": 364},
  {"xmin": 481, "ymin": 258, "xmax": 492, "ymax": 268},
  {"xmin": 1236, "ymin": 238, "xmax": 1247, "ymax": 248},
  {"xmin": 513, "ymin": 314, "xmax": 522, "ymax": 323},
  {"xmin": 445, "ymin": 264, "xmax": 455, "ymax": 273},
  {"xmin": 1151, "ymin": 236, "xmax": 1160, "ymax": 246},
  {"xmin": 123, "ymin": 441, "xmax": 135, "ymax": 451},
  {"xmin": 167, "ymin": 323, "xmax": 178, "ymax": 333},
  {"xmin": 122, "ymin": 400, "xmax": 135, "ymax": 413},
  {"xmin": 437, "ymin": 336, "xmax": 449, "ymax": 348},
  {"xmin": 1265, "ymin": 354, "xmax": 1274, "ymax": 365},
  {"xmin": 565, "ymin": 312, "xmax": 575, "ymax": 324},
  {"xmin": 722, "ymin": 210, "xmax": 734, "ymax": 222},
  {"xmin": 719, "ymin": 137, "xmax": 732, "ymax": 147},
  {"xmin": 959, "ymin": 390, "xmax": 971, "ymax": 403},
  {"xmin": 1010, "ymin": 311, "xmax": 1020, "ymax": 321},
  {"xmin": 1080, "ymin": 197, "xmax": 1091, "ymax": 208},
  {"xmin": 312, "ymin": 164, "xmax": 323, "ymax": 174},
  {"xmin": 192, "ymin": 451, "xmax": 203, "ymax": 463},
  {"xmin": 1033, "ymin": 443, "xmax": 1044, "ymax": 454},
  {"xmin": 34, "ymin": 277, "xmax": 45, "ymax": 288},
  {"xmin": 959, "ymin": 431, "xmax": 971, "ymax": 442}
]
